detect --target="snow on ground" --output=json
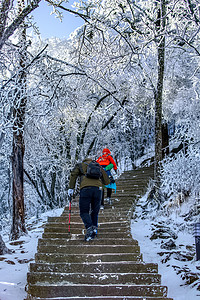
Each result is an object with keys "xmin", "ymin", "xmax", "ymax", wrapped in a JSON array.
[
  {"xmin": 1, "ymin": 194, "xmax": 200, "ymax": 300},
  {"xmin": 131, "ymin": 193, "xmax": 200, "ymax": 300},
  {"xmin": 0, "ymin": 207, "xmax": 63, "ymax": 300}
]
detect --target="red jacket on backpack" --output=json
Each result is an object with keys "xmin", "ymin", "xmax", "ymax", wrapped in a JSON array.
[{"xmin": 96, "ymin": 148, "xmax": 117, "ymax": 171}]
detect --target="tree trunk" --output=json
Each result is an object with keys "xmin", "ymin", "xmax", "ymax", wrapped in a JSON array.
[
  {"xmin": 10, "ymin": 0, "xmax": 27, "ymax": 240},
  {"xmin": 162, "ymin": 122, "xmax": 169, "ymax": 158},
  {"xmin": 0, "ymin": 234, "xmax": 11, "ymax": 255},
  {"xmin": 0, "ymin": 0, "xmax": 11, "ymax": 40},
  {"xmin": 154, "ymin": 0, "xmax": 166, "ymax": 188},
  {"xmin": 11, "ymin": 131, "xmax": 27, "ymax": 239},
  {"xmin": 0, "ymin": 0, "xmax": 41, "ymax": 50}
]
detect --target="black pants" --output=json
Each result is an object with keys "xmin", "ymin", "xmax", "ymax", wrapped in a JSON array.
[
  {"xmin": 79, "ymin": 186, "xmax": 102, "ymax": 229},
  {"xmin": 101, "ymin": 188, "xmax": 112, "ymax": 206}
]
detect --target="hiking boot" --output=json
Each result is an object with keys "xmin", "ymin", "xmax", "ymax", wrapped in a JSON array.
[
  {"xmin": 85, "ymin": 226, "xmax": 96, "ymax": 241},
  {"xmin": 93, "ymin": 226, "xmax": 98, "ymax": 236},
  {"xmin": 108, "ymin": 198, "xmax": 112, "ymax": 205}
]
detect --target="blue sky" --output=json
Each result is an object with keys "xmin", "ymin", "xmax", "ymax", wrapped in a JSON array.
[{"xmin": 31, "ymin": 0, "xmax": 84, "ymax": 39}]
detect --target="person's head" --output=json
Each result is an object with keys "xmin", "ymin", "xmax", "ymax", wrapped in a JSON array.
[{"xmin": 102, "ymin": 148, "xmax": 111, "ymax": 155}]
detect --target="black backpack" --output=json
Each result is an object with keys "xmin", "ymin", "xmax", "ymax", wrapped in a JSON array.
[{"xmin": 80, "ymin": 161, "xmax": 102, "ymax": 179}]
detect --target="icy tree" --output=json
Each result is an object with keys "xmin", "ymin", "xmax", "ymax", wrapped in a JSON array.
[
  {"xmin": 0, "ymin": 0, "xmax": 76, "ymax": 237},
  {"xmin": 0, "ymin": 0, "xmax": 41, "ymax": 50},
  {"xmin": 10, "ymin": 0, "xmax": 28, "ymax": 240},
  {"xmin": 1, "ymin": 0, "xmax": 200, "ymax": 236},
  {"xmin": 0, "ymin": 234, "xmax": 11, "ymax": 255},
  {"xmin": 62, "ymin": 0, "xmax": 200, "ymax": 191}
]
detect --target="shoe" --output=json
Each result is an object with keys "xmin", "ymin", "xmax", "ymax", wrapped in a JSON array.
[
  {"xmin": 93, "ymin": 226, "xmax": 98, "ymax": 236},
  {"xmin": 108, "ymin": 198, "xmax": 112, "ymax": 205},
  {"xmin": 100, "ymin": 205, "xmax": 104, "ymax": 209},
  {"xmin": 85, "ymin": 226, "xmax": 96, "ymax": 241}
]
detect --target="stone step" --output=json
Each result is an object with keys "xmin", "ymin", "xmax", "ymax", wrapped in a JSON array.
[
  {"xmin": 38, "ymin": 237, "xmax": 138, "ymax": 246},
  {"xmin": 45, "ymin": 219, "xmax": 131, "ymax": 226},
  {"xmin": 115, "ymin": 189, "xmax": 146, "ymax": 193},
  {"xmin": 35, "ymin": 252, "xmax": 142, "ymax": 263},
  {"xmin": 118, "ymin": 170, "xmax": 153, "ymax": 175},
  {"xmin": 25, "ymin": 166, "xmax": 171, "ymax": 300},
  {"xmin": 42, "ymin": 227, "xmax": 130, "ymax": 236},
  {"xmin": 116, "ymin": 185, "xmax": 149, "ymax": 190},
  {"xmin": 60, "ymin": 213, "xmax": 132, "ymax": 219},
  {"xmin": 42, "ymin": 232, "xmax": 133, "ymax": 239},
  {"xmin": 118, "ymin": 174, "xmax": 152, "ymax": 179},
  {"xmin": 43, "ymin": 229, "xmax": 130, "ymax": 235},
  {"xmin": 61, "ymin": 210, "xmax": 132, "ymax": 217},
  {"xmin": 47, "ymin": 215, "xmax": 132, "ymax": 223},
  {"xmin": 43, "ymin": 226, "xmax": 130, "ymax": 234},
  {"xmin": 120, "ymin": 169, "xmax": 153, "ymax": 176},
  {"xmin": 117, "ymin": 175, "xmax": 152, "ymax": 180},
  {"xmin": 47, "ymin": 217, "xmax": 132, "ymax": 224},
  {"xmin": 45, "ymin": 221, "xmax": 131, "ymax": 226},
  {"xmin": 27, "ymin": 272, "xmax": 161, "ymax": 285},
  {"xmin": 124, "ymin": 165, "xmax": 153, "ymax": 172},
  {"xmin": 27, "ymin": 284, "xmax": 168, "ymax": 298},
  {"xmin": 46, "ymin": 223, "xmax": 132, "ymax": 229},
  {"xmin": 108, "ymin": 205, "xmax": 135, "ymax": 210},
  {"xmin": 37, "ymin": 244, "xmax": 140, "ymax": 254},
  {"xmin": 26, "ymin": 297, "xmax": 172, "ymax": 300},
  {"xmin": 109, "ymin": 195, "xmax": 139, "ymax": 199},
  {"xmin": 60, "ymin": 207, "xmax": 132, "ymax": 214},
  {"xmin": 65, "ymin": 203, "xmax": 131, "ymax": 208},
  {"xmin": 45, "ymin": 220, "xmax": 131, "ymax": 225},
  {"xmin": 114, "ymin": 192, "xmax": 143, "ymax": 197},
  {"xmin": 44, "ymin": 221, "xmax": 130, "ymax": 228},
  {"xmin": 30, "ymin": 262, "xmax": 158, "ymax": 274},
  {"xmin": 119, "ymin": 178, "xmax": 152, "ymax": 183}
]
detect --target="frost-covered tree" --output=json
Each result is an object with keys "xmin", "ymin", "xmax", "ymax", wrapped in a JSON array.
[
  {"xmin": 51, "ymin": 0, "xmax": 167, "ymax": 187},
  {"xmin": 1, "ymin": 0, "xmax": 200, "ymax": 236},
  {"xmin": 0, "ymin": 234, "xmax": 11, "ymax": 255},
  {"xmin": 10, "ymin": 0, "xmax": 28, "ymax": 240},
  {"xmin": 60, "ymin": 0, "xmax": 200, "ymax": 191},
  {"xmin": 0, "ymin": 0, "xmax": 76, "ymax": 238},
  {"xmin": 0, "ymin": 0, "xmax": 41, "ymax": 50}
]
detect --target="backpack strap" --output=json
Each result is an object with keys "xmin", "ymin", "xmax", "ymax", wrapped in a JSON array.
[
  {"xmin": 79, "ymin": 162, "xmax": 90, "ymax": 175},
  {"xmin": 78, "ymin": 163, "xmax": 85, "ymax": 175}
]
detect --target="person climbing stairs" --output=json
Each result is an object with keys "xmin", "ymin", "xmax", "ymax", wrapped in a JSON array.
[{"xmin": 25, "ymin": 165, "xmax": 173, "ymax": 300}]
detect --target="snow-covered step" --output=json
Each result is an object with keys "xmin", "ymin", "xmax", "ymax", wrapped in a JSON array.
[
  {"xmin": 29, "ymin": 262, "xmax": 159, "ymax": 274},
  {"xmin": 61, "ymin": 210, "xmax": 132, "ymax": 217},
  {"xmin": 35, "ymin": 252, "xmax": 142, "ymax": 263},
  {"xmin": 27, "ymin": 284, "xmax": 168, "ymax": 298},
  {"xmin": 25, "ymin": 165, "xmax": 172, "ymax": 300},
  {"xmin": 42, "ymin": 231, "xmax": 133, "ymax": 239},
  {"xmin": 43, "ymin": 225, "xmax": 130, "ymax": 234},
  {"xmin": 26, "ymin": 297, "xmax": 173, "ymax": 300},
  {"xmin": 37, "ymin": 244, "xmax": 140, "ymax": 254},
  {"xmin": 45, "ymin": 219, "xmax": 131, "ymax": 227},
  {"xmin": 27, "ymin": 271, "xmax": 162, "ymax": 285},
  {"xmin": 44, "ymin": 221, "xmax": 130, "ymax": 228},
  {"xmin": 27, "ymin": 296, "xmax": 173, "ymax": 300},
  {"xmin": 37, "ymin": 237, "xmax": 137, "ymax": 246},
  {"xmin": 47, "ymin": 214, "xmax": 132, "ymax": 223}
]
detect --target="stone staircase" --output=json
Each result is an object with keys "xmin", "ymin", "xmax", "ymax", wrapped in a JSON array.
[{"xmin": 25, "ymin": 165, "xmax": 173, "ymax": 300}]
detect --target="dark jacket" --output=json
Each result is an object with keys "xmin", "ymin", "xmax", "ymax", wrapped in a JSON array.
[{"xmin": 69, "ymin": 158, "xmax": 110, "ymax": 189}]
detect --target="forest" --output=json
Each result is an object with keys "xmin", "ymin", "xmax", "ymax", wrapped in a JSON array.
[{"xmin": 0, "ymin": 0, "xmax": 200, "ymax": 258}]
